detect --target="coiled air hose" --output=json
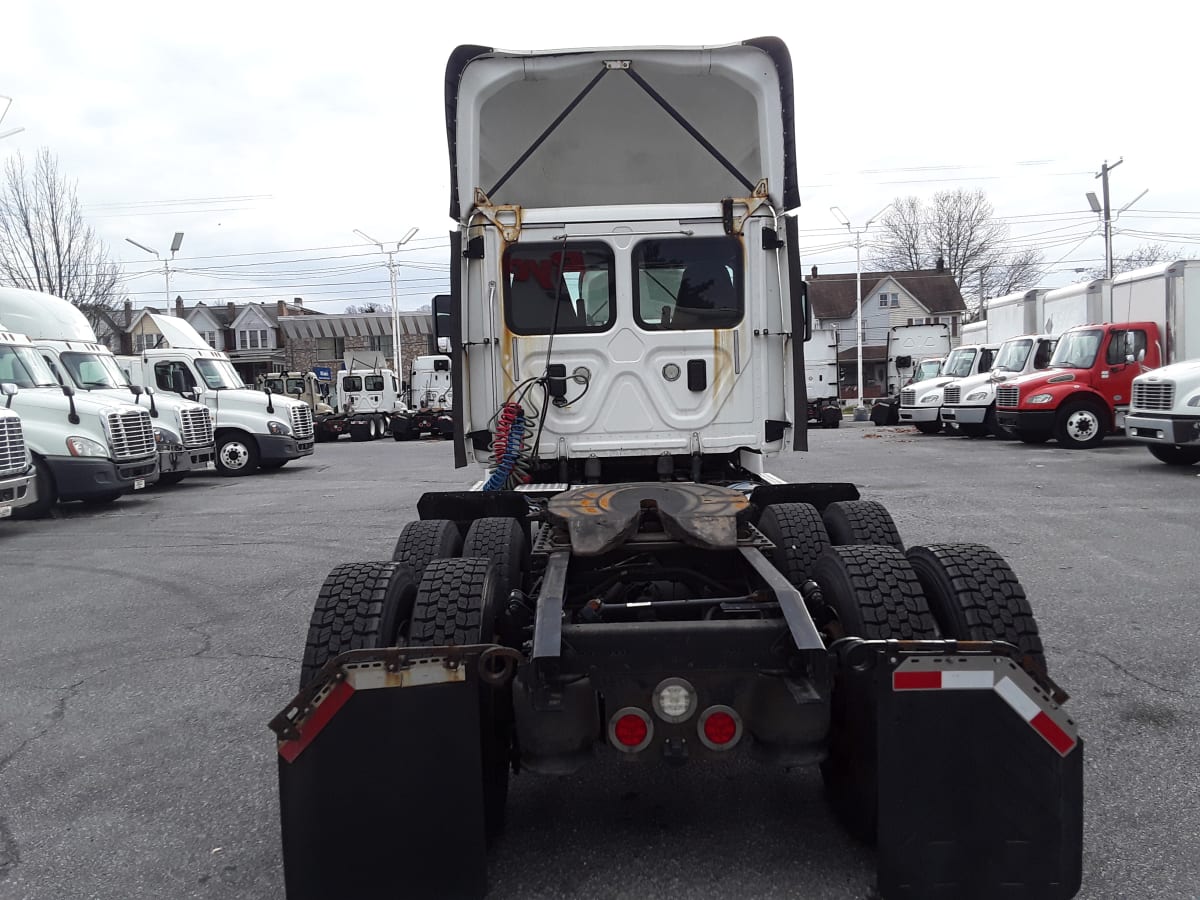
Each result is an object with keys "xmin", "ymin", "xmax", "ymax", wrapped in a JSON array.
[{"xmin": 483, "ymin": 401, "xmax": 532, "ymax": 491}]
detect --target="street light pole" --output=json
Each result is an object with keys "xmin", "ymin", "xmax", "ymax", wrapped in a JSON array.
[
  {"xmin": 354, "ymin": 227, "xmax": 419, "ymax": 386},
  {"xmin": 831, "ymin": 204, "xmax": 891, "ymax": 411},
  {"xmin": 126, "ymin": 232, "xmax": 184, "ymax": 306}
]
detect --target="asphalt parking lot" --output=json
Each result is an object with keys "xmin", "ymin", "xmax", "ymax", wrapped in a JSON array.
[{"xmin": 1, "ymin": 423, "xmax": 1198, "ymax": 900}]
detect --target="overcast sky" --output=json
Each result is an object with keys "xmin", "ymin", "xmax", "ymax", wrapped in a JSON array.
[{"xmin": 4, "ymin": 0, "xmax": 1194, "ymax": 314}]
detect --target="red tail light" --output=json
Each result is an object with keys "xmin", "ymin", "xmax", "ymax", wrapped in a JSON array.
[
  {"xmin": 698, "ymin": 705, "xmax": 743, "ymax": 750},
  {"xmin": 609, "ymin": 707, "xmax": 653, "ymax": 752}
]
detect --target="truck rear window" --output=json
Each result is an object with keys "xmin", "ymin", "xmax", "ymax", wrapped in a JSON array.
[
  {"xmin": 633, "ymin": 237, "xmax": 744, "ymax": 330},
  {"xmin": 364, "ymin": 375, "xmax": 385, "ymax": 391},
  {"xmin": 503, "ymin": 243, "xmax": 615, "ymax": 335},
  {"xmin": 342, "ymin": 376, "xmax": 362, "ymax": 392}
]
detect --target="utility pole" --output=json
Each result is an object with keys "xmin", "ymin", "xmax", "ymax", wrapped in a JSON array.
[
  {"xmin": 354, "ymin": 227, "xmax": 419, "ymax": 382},
  {"xmin": 831, "ymin": 204, "xmax": 891, "ymax": 412},
  {"xmin": 1094, "ymin": 158, "xmax": 1123, "ymax": 279}
]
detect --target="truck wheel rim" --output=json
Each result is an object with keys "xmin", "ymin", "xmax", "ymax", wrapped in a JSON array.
[
  {"xmin": 220, "ymin": 441, "xmax": 250, "ymax": 469},
  {"xmin": 1065, "ymin": 409, "xmax": 1099, "ymax": 441}
]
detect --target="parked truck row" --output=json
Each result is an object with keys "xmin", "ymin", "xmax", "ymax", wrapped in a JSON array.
[{"xmin": 898, "ymin": 260, "xmax": 1200, "ymax": 466}]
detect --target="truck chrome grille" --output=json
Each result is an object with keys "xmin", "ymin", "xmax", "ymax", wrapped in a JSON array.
[
  {"xmin": 996, "ymin": 386, "xmax": 1020, "ymax": 408},
  {"xmin": 943, "ymin": 386, "xmax": 961, "ymax": 405},
  {"xmin": 107, "ymin": 409, "xmax": 155, "ymax": 461},
  {"xmin": 0, "ymin": 416, "xmax": 27, "ymax": 477},
  {"xmin": 289, "ymin": 404, "xmax": 314, "ymax": 440},
  {"xmin": 900, "ymin": 389, "xmax": 916, "ymax": 407},
  {"xmin": 1131, "ymin": 381, "xmax": 1174, "ymax": 411},
  {"xmin": 179, "ymin": 407, "xmax": 214, "ymax": 448}
]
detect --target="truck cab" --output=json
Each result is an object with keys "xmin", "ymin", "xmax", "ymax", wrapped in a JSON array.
[
  {"xmin": 0, "ymin": 387, "xmax": 37, "ymax": 519},
  {"xmin": 116, "ymin": 314, "xmax": 314, "ymax": 475},
  {"xmin": 899, "ymin": 343, "xmax": 999, "ymax": 434},
  {"xmin": 1126, "ymin": 360, "xmax": 1200, "ymax": 465},
  {"xmin": 996, "ymin": 322, "xmax": 1161, "ymax": 447},
  {"xmin": 940, "ymin": 334, "xmax": 1056, "ymax": 437},
  {"xmin": 0, "ymin": 317, "xmax": 158, "ymax": 517}
]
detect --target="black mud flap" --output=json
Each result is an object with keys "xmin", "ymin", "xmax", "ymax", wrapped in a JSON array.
[
  {"xmin": 844, "ymin": 640, "xmax": 1084, "ymax": 900},
  {"xmin": 271, "ymin": 646, "xmax": 516, "ymax": 900}
]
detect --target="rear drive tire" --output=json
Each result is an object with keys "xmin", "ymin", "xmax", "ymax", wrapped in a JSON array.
[
  {"xmin": 960, "ymin": 423, "xmax": 989, "ymax": 438},
  {"xmin": 822, "ymin": 500, "xmax": 904, "ymax": 551},
  {"xmin": 757, "ymin": 502, "xmax": 830, "ymax": 586},
  {"xmin": 462, "ymin": 517, "xmax": 530, "ymax": 607},
  {"xmin": 391, "ymin": 519, "xmax": 462, "ymax": 581},
  {"xmin": 813, "ymin": 545, "xmax": 938, "ymax": 845},
  {"xmin": 299, "ymin": 561, "xmax": 421, "ymax": 689},
  {"xmin": 408, "ymin": 558, "xmax": 510, "ymax": 841},
  {"xmin": 906, "ymin": 543, "xmax": 1048, "ymax": 675},
  {"xmin": 12, "ymin": 457, "xmax": 55, "ymax": 519},
  {"xmin": 1147, "ymin": 443, "xmax": 1200, "ymax": 466},
  {"xmin": 915, "ymin": 421, "xmax": 942, "ymax": 435}
]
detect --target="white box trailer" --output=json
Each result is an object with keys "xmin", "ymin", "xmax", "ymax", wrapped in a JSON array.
[
  {"xmin": 984, "ymin": 289, "xmax": 1048, "ymax": 344},
  {"xmin": 1121, "ymin": 260, "xmax": 1200, "ymax": 465},
  {"xmin": 1040, "ymin": 279, "xmax": 1111, "ymax": 336}
]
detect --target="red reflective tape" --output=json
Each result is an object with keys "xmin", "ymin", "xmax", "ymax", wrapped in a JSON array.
[
  {"xmin": 278, "ymin": 679, "xmax": 355, "ymax": 763},
  {"xmin": 893, "ymin": 670, "xmax": 942, "ymax": 690},
  {"xmin": 1030, "ymin": 711, "xmax": 1076, "ymax": 755}
]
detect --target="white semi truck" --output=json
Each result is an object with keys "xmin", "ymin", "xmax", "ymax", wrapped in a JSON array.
[
  {"xmin": 0, "ymin": 388, "xmax": 37, "ymax": 519},
  {"xmin": 117, "ymin": 314, "xmax": 314, "ymax": 475},
  {"xmin": 272, "ymin": 38, "xmax": 1083, "ymax": 900},
  {"xmin": 0, "ymin": 317, "xmax": 158, "ymax": 517},
  {"xmin": 804, "ymin": 327, "xmax": 841, "ymax": 428},
  {"xmin": 938, "ymin": 290, "xmax": 1055, "ymax": 437},
  {"xmin": 898, "ymin": 342, "xmax": 999, "ymax": 433},
  {"xmin": 1120, "ymin": 260, "xmax": 1200, "ymax": 465},
  {"xmin": 0, "ymin": 289, "xmax": 215, "ymax": 485}
]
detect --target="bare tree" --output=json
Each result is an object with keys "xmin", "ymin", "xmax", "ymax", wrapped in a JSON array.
[
  {"xmin": 0, "ymin": 149, "xmax": 120, "ymax": 325},
  {"xmin": 870, "ymin": 188, "xmax": 1045, "ymax": 315},
  {"xmin": 344, "ymin": 302, "xmax": 386, "ymax": 313},
  {"xmin": 1084, "ymin": 243, "xmax": 1187, "ymax": 280}
]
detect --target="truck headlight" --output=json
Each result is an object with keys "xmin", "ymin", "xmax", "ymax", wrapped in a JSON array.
[
  {"xmin": 920, "ymin": 393, "xmax": 941, "ymax": 404},
  {"xmin": 965, "ymin": 390, "xmax": 989, "ymax": 402},
  {"xmin": 1188, "ymin": 396, "xmax": 1200, "ymax": 407},
  {"xmin": 267, "ymin": 420, "xmax": 292, "ymax": 435},
  {"xmin": 153, "ymin": 426, "xmax": 182, "ymax": 446},
  {"xmin": 1027, "ymin": 393, "xmax": 1054, "ymax": 404},
  {"xmin": 66, "ymin": 436, "xmax": 109, "ymax": 457}
]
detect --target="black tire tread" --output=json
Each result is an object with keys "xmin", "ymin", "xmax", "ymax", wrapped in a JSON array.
[
  {"xmin": 906, "ymin": 543, "xmax": 1047, "ymax": 672},
  {"xmin": 300, "ymin": 561, "xmax": 415, "ymax": 688},
  {"xmin": 462, "ymin": 517, "xmax": 528, "ymax": 602},
  {"xmin": 813, "ymin": 545, "xmax": 937, "ymax": 639},
  {"xmin": 391, "ymin": 519, "xmax": 462, "ymax": 578},
  {"xmin": 758, "ymin": 502, "xmax": 830, "ymax": 586},
  {"xmin": 822, "ymin": 500, "xmax": 904, "ymax": 551},
  {"xmin": 408, "ymin": 557, "xmax": 492, "ymax": 646}
]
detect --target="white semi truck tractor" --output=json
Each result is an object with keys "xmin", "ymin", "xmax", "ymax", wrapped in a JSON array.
[
  {"xmin": 0, "ymin": 387, "xmax": 37, "ymax": 519},
  {"xmin": 0, "ymin": 288, "xmax": 215, "ymax": 485},
  {"xmin": 271, "ymin": 38, "xmax": 1084, "ymax": 900},
  {"xmin": 0, "ymin": 317, "xmax": 158, "ymax": 517},
  {"xmin": 117, "ymin": 314, "xmax": 314, "ymax": 475}
]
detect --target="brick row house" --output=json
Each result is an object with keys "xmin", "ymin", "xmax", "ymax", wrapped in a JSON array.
[
  {"xmin": 805, "ymin": 261, "xmax": 967, "ymax": 400},
  {"xmin": 95, "ymin": 297, "xmax": 435, "ymax": 384}
]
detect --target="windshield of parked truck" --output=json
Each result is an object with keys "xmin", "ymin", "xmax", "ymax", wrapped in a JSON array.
[
  {"xmin": 263, "ymin": 377, "xmax": 286, "ymax": 394},
  {"xmin": 286, "ymin": 378, "xmax": 305, "ymax": 395},
  {"xmin": 1049, "ymin": 329, "xmax": 1103, "ymax": 369},
  {"xmin": 60, "ymin": 351, "xmax": 130, "ymax": 389},
  {"xmin": 912, "ymin": 359, "xmax": 943, "ymax": 382},
  {"xmin": 942, "ymin": 348, "xmax": 978, "ymax": 378},
  {"xmin": 195, "ymin": 358, "xmax": 244, "ymax": 390},
  {"xmin": 993, "ymin": 339, "xmax": 1033, "ymax": 373},
  {"xmin": 0, "ymin": 343, "xmax": 60, "ymax": 388}
]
